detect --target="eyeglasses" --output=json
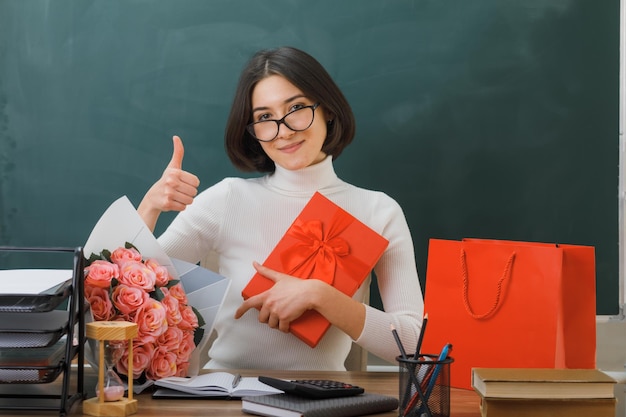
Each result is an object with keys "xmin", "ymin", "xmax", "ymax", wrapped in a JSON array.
[{"xmin": 246, "ymin": 103, "xmax": 320, "ymax": 142}]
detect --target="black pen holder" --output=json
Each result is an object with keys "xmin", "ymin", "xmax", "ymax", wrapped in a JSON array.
[{"xmin": 396, "ymin": 354, "xmax": 453, "ymax": 417}]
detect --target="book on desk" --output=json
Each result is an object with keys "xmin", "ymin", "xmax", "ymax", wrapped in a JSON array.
[
  {"xmin": 471, "ymin": 368, "xmax": 617, "ymax": 417},
  {"xmin": 241, "ymin": 392, "xmax": 399, "ymax": 417},
  {"xmin": 153, "ymin": 372, "xmax": 282, "ymax": 398}
]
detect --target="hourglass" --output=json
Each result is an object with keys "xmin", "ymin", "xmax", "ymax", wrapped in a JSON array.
[{"xmin": 84, "ymin": 321, "xmax": 139, "ymax": 416}]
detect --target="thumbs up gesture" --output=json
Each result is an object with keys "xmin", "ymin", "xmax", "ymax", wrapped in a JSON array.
[
  {"xmin": 168, "ymin": 134, "xmax": 186, "ymax": 171},
  {"xmin": 137, "ymin": 136, "xmax": 200, "ymax": 230}
]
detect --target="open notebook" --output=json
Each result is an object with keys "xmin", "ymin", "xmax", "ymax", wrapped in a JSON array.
[{"xmin": 153, "ymin": 372, "xmax": 283, "ymax": 399}]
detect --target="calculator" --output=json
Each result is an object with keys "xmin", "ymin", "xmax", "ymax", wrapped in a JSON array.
[{"xmin": 258, "ymin": 376, "xmax": 365, "ymax": 399}]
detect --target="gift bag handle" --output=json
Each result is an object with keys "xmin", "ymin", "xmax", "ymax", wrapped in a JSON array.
[{"xmin": 460, "ymin": 249, "xmax": 516, "ymax": 320}]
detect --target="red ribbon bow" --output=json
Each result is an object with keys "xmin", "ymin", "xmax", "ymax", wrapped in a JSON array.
[{"xmin": 280, "ymin": 212, "xmax": 355, "ymax": 285}]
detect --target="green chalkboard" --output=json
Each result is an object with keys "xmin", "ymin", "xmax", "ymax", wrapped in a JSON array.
[{"xmin": 0, "ymin": 1, "xmax": 619, "ymax": 314}]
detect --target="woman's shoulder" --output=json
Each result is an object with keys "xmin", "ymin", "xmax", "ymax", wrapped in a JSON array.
[
  {"xmin": 344, "ymin": 183, "xmax": 402, "ymax": 208},
  {"xmin": 195, "ymin": 176, "xmax": 265, "ymax": 198},
  {"xmin": 327, "ymin": 183, "xmax": 407, "ymax": 230}
]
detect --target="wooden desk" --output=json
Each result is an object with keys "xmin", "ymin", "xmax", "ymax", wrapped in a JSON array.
[{"xmin": 0, "ymin": 369, "xmax": 482, "ymax": 416}]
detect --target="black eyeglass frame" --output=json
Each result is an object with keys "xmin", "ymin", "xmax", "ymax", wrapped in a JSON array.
[{"xmin": 246, "ymin": 103, "xmax": 320, "ymax": 142}]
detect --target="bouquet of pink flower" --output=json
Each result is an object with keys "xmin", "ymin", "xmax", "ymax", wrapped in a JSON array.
[{"xmin": 84, "ymin": 242, "xmax": 205, "ymax": 381}]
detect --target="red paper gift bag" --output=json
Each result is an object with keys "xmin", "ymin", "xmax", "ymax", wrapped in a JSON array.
[
  {"xmin": 421, "ymin": 238, "xmax": 596, "ymax": 390},
  {"xmin": 242, "ymin": 192, "xmax": 389, "ymax": 348}
]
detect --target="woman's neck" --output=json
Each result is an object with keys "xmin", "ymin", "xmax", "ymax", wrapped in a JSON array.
[{"xmin": 265, "ymin": 155, "xmax": 340, "ymax": 194}]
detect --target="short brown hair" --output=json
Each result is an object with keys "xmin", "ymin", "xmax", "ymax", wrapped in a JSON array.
[{"xmin": 225, "ymin": 47, "xmax": 355, "ymax": 173}]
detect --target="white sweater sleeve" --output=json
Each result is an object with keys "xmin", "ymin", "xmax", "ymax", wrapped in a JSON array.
[
  {"xmin": 354, "ymin": 197, "xmax": 424, "ymax": 364},
  {"xmin": 156, "ymin": 179, "xmax": 231, "ymax": 264}
]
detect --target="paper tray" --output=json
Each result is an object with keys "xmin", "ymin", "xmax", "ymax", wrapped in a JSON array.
[
  {"xmin": 0, "ymin": 311, "xmax": 68, "ymax": 348},
  {"xmin": 0, "ymin": 279, "xmax": 72, "ymax": 313},
  {"xmin": 0, "ymin": 363, "xmax": 65, "ymax": 384},
  {"xmin": 0, "ymin": 336, "xmax": 67, "ymax": 365}
]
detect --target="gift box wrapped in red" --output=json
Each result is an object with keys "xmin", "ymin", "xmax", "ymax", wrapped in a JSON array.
[{"xmin": 241, "ymin": 192, "xmax": 388, "ymax": 348}]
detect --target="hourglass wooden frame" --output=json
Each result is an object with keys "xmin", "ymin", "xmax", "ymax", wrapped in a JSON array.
[{"xmin": 84, "ymin": 321, "xmax": 139, "ymax": 416}]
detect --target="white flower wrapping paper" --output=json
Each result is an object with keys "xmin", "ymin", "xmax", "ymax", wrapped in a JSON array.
[{"xmin": 83, "ymin": 196, "xmax": 230, "ymax": 391}]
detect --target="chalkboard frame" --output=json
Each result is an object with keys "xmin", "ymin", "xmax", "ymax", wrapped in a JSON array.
[
  {"xmin": 0, "ymin": 0, "xmax": 620, "ymax": 315},
  {"xmin": 618, "ymin": 0, "xmax": 625, "ymax": 318}
]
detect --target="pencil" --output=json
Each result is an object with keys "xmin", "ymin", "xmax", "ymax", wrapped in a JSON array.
[
  {"xmin": 390, "ymin": 324, "xmax": 408, "ymax": 359},
  {"xmin": 391, "ymin": 323, "xmax": 427, "ymax": 414},
  {"xmin": 413, "ymin": 313, "xmax": 428, "ymax": 359}
]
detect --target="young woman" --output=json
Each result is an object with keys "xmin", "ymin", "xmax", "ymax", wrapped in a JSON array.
[{"xmin": 138, "ymin": 46, "xmax": 423, "ymax": 370}]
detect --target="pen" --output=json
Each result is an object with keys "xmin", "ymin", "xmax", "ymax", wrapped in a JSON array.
[
  {"xmin": 417, "ymin": 343, "xmax": 452, "ymax": 415},
  {"xmin": 232, "ymin": 373, "xmax": 242, "ymax": 389},
  {"xmin": 406, "ymin": 343, "xmax": 452, "ymax": 417}
]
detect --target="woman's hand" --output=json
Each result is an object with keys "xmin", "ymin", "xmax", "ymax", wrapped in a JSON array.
[
  {"xmin": 235, "ymin": 262, "xmax": 324, "ymax": 333},
  {"xmin": 137, "ymin": 136, "xmax": 200, "ymax": 231}
]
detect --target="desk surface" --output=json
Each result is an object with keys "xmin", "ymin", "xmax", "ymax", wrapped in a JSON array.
[{"xmin": 0, "ymin": 369, "xmax": 482, "ymax": 416}]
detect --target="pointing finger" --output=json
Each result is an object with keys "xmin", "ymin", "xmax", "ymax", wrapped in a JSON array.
[
  {"xmin": 253, "ymin": 261, "xmax": 282, "ymax": 283},
  {"xmin": 235, "ymin": 297, "xmax": 259, "ymax": 319}
]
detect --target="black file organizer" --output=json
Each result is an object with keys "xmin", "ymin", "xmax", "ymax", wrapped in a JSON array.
[{"xmin": 0, "ymin": 246, "xmax": 86, "ymax": 416}]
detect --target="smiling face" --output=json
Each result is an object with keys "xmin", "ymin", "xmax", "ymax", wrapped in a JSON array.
[{"xmin": 251, "ymin": 75, "xmax": 329, "ymax": 171}]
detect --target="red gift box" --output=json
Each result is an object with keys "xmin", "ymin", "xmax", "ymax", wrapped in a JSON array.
[{"xmin": 241, "ymin": 192, "xmax": 389, "ymax": 347}]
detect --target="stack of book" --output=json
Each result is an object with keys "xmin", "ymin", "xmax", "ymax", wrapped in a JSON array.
[{"xmin": 471, "ymin": 368, "xmax": 616, "ymax": 417}]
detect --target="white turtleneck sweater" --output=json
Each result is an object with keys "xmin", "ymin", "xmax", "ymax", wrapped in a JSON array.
[{"xmin": 157, "ymin": 156, "xmax": 423, "ymax": 370}]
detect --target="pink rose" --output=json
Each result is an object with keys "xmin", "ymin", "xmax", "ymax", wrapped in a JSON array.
[
  {"xmin": 110, "ymin": 247, "xmax": 142, "ymax": 267},
  {"xmin": 167, "ymin": 282, "xmax": 188, "ymax": 305},
  {"xmin": 146, "ymin": 346, "xmax": 178, "ymax": 380},
  {"xmin": 85, "ymin": 260, "xmax": 119, "ymax": 289},
  {"xmin": 85, "ymin": 286, "xmax": 116, "ymax": 321},
  {"xmin": 175, "ymin": 361, "xmax": 189, "ymax": 377},
  {"xmin": 116, "ymin": 341, "xmax": 155, "ymax": 380},
  {"xmin": 177, "ymin": 304, "xmax": 199, "ymax": 331},
  {"xmin": 135, "ymin": 299, "xmax": 168, "ymax": 341},
  {"xmin": 111, "ymin": 284, "xmax": 149, "ymax": 318},
  {"xmin": 177, "ymin": 330, "xmax": 196, "ymax": 363},
  {"xmin": 145, "ymin": 258, "xmax": 171, "ymax": 287},
  {"xmin": 157, "ymin": 326, "xmax": 184, "ymax": 352},
  {"xmin": 160, "ymin": 288, "xmax": 183, "ymax": 326},
  {"xmin": 118, "ymin": 261, "xmax": 156, "ymax": 291}
]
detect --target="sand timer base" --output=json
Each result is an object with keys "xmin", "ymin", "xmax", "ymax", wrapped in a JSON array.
[{"xmin": 83, "ymin": 397, "xmax": 138, "ymax": 416}]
